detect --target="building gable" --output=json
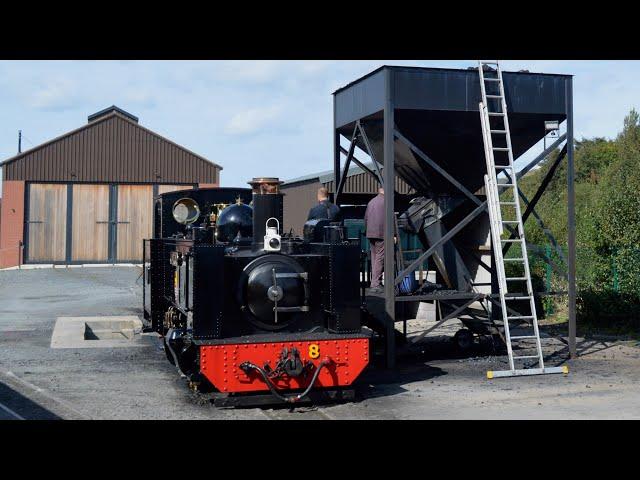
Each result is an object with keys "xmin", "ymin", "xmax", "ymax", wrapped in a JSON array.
[{"xmin": 1, "ymin": 113, "xmax": 220, "ymax": 184}]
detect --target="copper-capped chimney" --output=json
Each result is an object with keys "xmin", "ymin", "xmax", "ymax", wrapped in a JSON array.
[{"xmin": 248, "ymin": 177, "xmax": 283, "ymax": 245}]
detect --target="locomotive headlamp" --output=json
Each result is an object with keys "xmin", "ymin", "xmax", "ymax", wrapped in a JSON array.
[
  {"xmin": 545, "ymin": 120, "xmax": 559, "ymax": 132},
  {"xmin": 172, "ymin": 197, "xmax": 201, "ymax": 225},
  {"xmin": 544, "ymin": 120, "xmax": 560, "ymax": 148},
  {"xmin": 264, "ymin": 217, "xmax": 281, "ymax": 252}
]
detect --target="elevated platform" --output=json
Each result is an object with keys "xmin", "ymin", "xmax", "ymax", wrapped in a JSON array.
[{"xmin": 363, "ymin": 288, "xmax": 485, "ymax": 325}]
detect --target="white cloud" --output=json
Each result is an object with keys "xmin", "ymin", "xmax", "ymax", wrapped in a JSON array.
[
  {"xmin": 122, "ymin": 88, "xmax": 158, "ymax": 109},
  {"xmin": 224, "ymin": 105, "xmax": 284, "ymax": 135},
  {"xmin": 297, "ymin": 60, "xmax": 334, "ymax": 75},
  {"xmin": 216, "ymin": 61, "xmax": 284, "ymax": 84},
  {"xmin": 29, "ymin": 77, "xmax": 82, "ymax": 111}
]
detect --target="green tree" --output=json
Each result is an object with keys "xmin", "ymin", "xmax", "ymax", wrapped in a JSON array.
[
  {"xmin": 501, "ymin": 108, "xmax": 640, "ymax": 327},
  {"xmin": 593, "ymin": 109, "xmax": 640, "ymax": 297}
]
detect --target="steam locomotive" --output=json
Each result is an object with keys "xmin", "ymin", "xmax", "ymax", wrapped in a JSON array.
[{"xmin": 143, "ymin": 178, "xmax": 370, "ymax": 406}]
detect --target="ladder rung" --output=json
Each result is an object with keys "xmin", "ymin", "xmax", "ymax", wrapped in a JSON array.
[
  {"xmin": 506, "ymin": 277, "xmax": 527, "ymax": 281},
  {"xmin": 507, "ymin": 315, "xmax": 534, "ymax": 320},
  {"xmin": 486, "ymin": 95, "xmax": 503, "ymax": 99},
  {"xmin": 495, "ymin": 165, "xmax": 513, "ymax": 169},
  {"xmin": 493, "ymin": 147, "xmax": 510, "ymax": 151},
  {"xmin": 499, "ymin": 202, "xmax": 517, "ymax": 206},
  {"xmin": 498, "ymin": 183, "xmax": 515, "ymax": 187},
  {"xmin": 511, "ymin": 335, "xmax": 538, "ymax": 340},
  {"xmin": 502, "ymin": 220, "xmax": 519, "ymax": 224},
  {"xmin": 505, "ymin": 296, "xmax": 532, "ymax": 300},
  {"xmin": 490, "ymin": 129, "xmax": 507, "ymax": 133},
  {"xmin": 488, "ymin": 112, "xmax": 505, "ymax": 116},
  {"xmin": 513, "ymin": 355, "xmax": 540, "ymax": 360},
  {"xmin": 503, "ymin": 258, "xmax": 525, "ymax": 262},
  {"xmin": 481, "ymin": 61, "xmax": 499, "ymax": 65}
]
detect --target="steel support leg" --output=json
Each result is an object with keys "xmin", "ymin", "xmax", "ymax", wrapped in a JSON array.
[
  {"xmin": 383, "ymin": 70, "xmax": 396, "ymax": 369},
  {"xmin": 566, "ymin": 78, "xmax": 577, "ymax": 358}
]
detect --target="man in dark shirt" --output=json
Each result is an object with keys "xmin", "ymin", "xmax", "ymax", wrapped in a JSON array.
[
  {"xmin": 307, "ymin": 187, "xmax": 341, "ymax": 222},
  {"xmin": 364, "ymin": 187, "xmax": 385, "ymax": 292}
]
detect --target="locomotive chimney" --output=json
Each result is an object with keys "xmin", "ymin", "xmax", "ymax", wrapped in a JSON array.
[{"xmin": 248, "ymin": 177, "xmax": 284, "ymax": 246}]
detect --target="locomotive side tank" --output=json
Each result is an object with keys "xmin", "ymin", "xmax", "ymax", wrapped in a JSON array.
[{"xmin": 144, "ymin": 179, "xmax": 370, "ymax": 406}]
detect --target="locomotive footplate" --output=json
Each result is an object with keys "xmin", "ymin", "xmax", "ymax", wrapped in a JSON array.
[{"xmin": 199, "ymin": 336, "xmax": 369, "ymax": 401}]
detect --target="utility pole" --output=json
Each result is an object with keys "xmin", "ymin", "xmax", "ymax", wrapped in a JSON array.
[{"xmin": 18, "ymin": 130, "xmax": 22, "ymax": 153}]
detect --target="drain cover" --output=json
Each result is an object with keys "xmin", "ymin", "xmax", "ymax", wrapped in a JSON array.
[{"xmin": 51, "ymin": 316, "xmax": 147, "ymax": 349}]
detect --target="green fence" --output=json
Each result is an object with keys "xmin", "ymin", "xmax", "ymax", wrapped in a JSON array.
[
  {"xmin": 523, "ymin": 244, "xmax": 640, "ymax": 294},
  {"xmin": 523, "ymin": 243, "xmax": 640, "ymax": 326}
]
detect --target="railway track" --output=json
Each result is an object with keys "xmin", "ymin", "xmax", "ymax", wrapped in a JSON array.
[{"xmin": 0, "ymin": 370, "xmax": 89, "ymax": 420}]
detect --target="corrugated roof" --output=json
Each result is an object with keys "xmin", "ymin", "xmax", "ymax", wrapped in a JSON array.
[
  {"xmin": 282, "ymin": 162, "xmax": 374, "ymax": 186},
  {"xmin": 282, "ymin": 170, "xmax": 330, "ymax": 186},
  {"xmin": 283, "ymin": 162, "xmax": 414, "ymax": 195},
  {"xmin": 0, "ymin": 110, "xmax": 222, "ymax": 170}
]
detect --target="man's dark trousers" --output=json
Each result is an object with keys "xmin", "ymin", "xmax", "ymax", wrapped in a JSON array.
[{"xmin": 369, "ymin": 238, "xmax": 384, "ymax": 288}]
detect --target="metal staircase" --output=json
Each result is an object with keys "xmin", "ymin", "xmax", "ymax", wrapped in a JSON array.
[{"xmin": 478, "ymin": 60, "xmax": 568, "ymax": 378}]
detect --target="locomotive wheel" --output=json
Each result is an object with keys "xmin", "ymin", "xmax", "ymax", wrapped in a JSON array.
[
  {"xmin": 164, "ymin": 331, "xmax": 198, "ymax": 377},
  {"xmin": 164, "ymin": 338, "xmax": 176, "ymax": 365},
  {"xmin": 453, "ymin": 328, "xmax": 474, "ymax": 351},
  {"xmin": 188, "ymin": 372, "xmax": 216, "ymax": 394}
]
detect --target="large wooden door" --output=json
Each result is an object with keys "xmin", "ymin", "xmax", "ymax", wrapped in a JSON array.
[
  {"xmin": 27, "ymin": 184, "xmax": 67, "ymax": 262},
  {"xmin": 158, "ymin": 184, "xmax": 194, "ymax": 195},
  {"xmin": 117, "ymin": 185, "xmax": 153, "ymax": 262},
  {"xmin": 71, "ymin": 184, "xmax": 110, "ymax": 262}
]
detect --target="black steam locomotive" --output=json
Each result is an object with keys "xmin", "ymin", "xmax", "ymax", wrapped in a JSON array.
[{"xmin": 143, "ymin": 178, "xmax": 370, "ymax": 406}]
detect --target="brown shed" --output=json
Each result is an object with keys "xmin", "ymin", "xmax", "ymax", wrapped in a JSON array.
[
  {"xmin": 281, "ymin": 164, "xmax": 413, "ymax": 235},
  {"xmin": 0, "ymin": 106, "xmax": 221, "ymax": 268}
]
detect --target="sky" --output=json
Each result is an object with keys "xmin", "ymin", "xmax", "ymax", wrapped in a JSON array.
[{"xmin": 0, "ymin": 60, "xmax": 638, "ymax": 195}]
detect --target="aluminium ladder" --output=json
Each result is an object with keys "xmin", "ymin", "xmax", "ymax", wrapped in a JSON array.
[{"xmin": 478, "ymin": 60, "xmax": 568, "ymax": 378}]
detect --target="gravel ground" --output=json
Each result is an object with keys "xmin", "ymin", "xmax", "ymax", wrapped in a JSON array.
[{"xmin": 1, "ymin": 266, "xmax": 639, "ymax": 420}]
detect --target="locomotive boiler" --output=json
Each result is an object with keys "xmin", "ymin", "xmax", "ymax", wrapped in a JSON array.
[{"xmin": 143, "ymin": 178, "xmax": 370, "ymax": 406}]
